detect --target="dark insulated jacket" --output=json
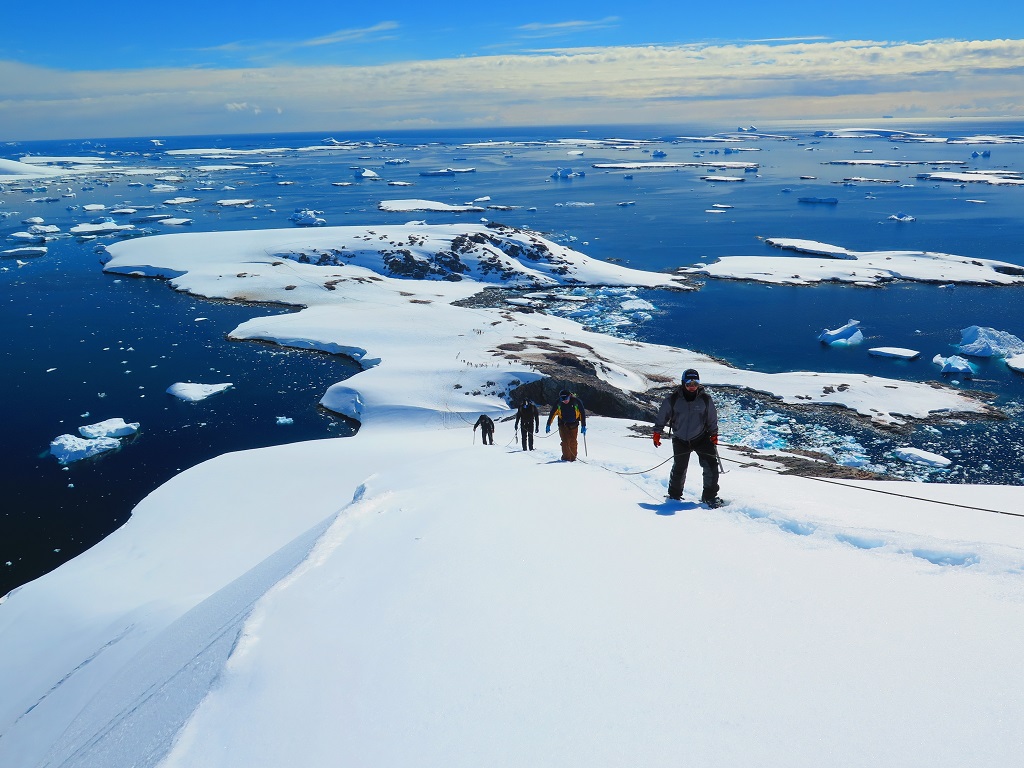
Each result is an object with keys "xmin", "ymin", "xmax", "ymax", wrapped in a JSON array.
[
  {"xmin": 653, "ymin": 386, "xmax": 717, "ymax": 442},
  {"xmin": 474, "ymin": 415, "xmax": 494, "ymax": 432},
  {"xmin": 515, "ymin": 403, "xmax": 540, "ymax": 433},
  {"xmin": 547, "ymin": 396, "xmax": 587, "ymax": 429}
]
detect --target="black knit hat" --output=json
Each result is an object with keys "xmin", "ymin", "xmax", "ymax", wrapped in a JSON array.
[{"xmin": 682, "ymin": 368, "xmax": 700, "ymax": 383}]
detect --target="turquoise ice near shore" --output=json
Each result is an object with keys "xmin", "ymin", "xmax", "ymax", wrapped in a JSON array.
[{"xmin": 2, "ymin": 122, "xmax": 1024, "ymax": 597}]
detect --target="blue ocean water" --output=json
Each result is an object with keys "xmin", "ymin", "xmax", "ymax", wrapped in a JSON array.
[{"xmin": 2, "ymin": 122, "xmax": 1023, "ymax": 594}]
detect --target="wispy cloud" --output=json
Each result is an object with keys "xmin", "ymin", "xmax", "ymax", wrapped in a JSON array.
[
  {"xmin": 196, "ymin": 22, "xmax": 401, "ymax": 63},
  {"xmin": 299, "ymin": 22, "xmax": 400, "ymax": 48},
  {"xmin": 3, "ymin": 38, "xmax": 1023, "ymax": 140},
  {"xmin": 517, "ymin": 17, "xmax": 620, "ymax": 38}
]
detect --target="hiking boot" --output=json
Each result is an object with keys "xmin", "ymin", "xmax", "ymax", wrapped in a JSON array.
[{"xmin": 702, "ymin": 496, "xmax": 725, "ymax": 509}]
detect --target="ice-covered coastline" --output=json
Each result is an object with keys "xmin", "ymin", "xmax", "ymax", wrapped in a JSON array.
[{"xmin": 101, "ymin": 223, "xmax": 995, "ymax": 429}]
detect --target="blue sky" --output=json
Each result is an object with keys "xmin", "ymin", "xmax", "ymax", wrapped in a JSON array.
[{"xmin": 2, "ymin": 1, "xmax": 1023, "ymax": 140}]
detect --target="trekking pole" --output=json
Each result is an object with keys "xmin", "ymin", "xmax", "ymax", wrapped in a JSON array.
[{"xmin": 583, "ymin": 430, "xmax": 588, "ymax": 457}]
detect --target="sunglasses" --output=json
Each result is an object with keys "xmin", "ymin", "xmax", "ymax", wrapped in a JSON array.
[{"xmin": 684, "ymin": 379, "xmax": 699, "ymax": 386}]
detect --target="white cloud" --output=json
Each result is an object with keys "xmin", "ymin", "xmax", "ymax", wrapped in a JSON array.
[{"xmin": 2, "ymin": 38, "xmax": 1023, "ymax": 140}]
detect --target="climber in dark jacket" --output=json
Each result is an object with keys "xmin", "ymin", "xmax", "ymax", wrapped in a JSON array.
[
  {"xmin": 473, "ymin": 414, "xmax": 495, "ymax": 445},
  {"xmin": 652, "ymin": 369, "xmax": 722, "ymax": 507},
  {"xmin": 514, "ymin": 400, "xmax": 540, "ymax": 451}
]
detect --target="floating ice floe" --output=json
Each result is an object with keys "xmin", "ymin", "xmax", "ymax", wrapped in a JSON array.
[
  {"xmin": 933, "ymin": 354, "xmax": 975, "ymax": 377},
  {"xmin": 701, "ymin": 175, "xmax": 744, "ymax": 182},
  {"xmin": 158, "ymin": 218, "xmax": 193, "ymax": 226},
  {"xmin": 915, "ymin": 170, "xmax": 1024, "ymax": 186},
  {"xmin": 164, "ymin": 197, "xmax": 199, "ymax": 206},
  {"xmin": 420, "ymin": 168, "xmax": 475, "ymax": 177},
  {"xmin": 868, "ymin": 347, "xmax": 920, "ymax": 360},
  {"xmin": 70, "ymin": 220, "xmax": 135, "ymax": 236},
  {"xmin": 49, "ymin": 434, "xmax": 122, "ymax": 464},
  {"xmin": 355, "ymin": 169, "xmax": 380, "ymax": 180},
  {"xmin": 818, "ymin": 319, "xmax": 863, "ymax": 346},
  {"xmin": 378, "ymin": 200, "xmax": 485, "ymax": 213},
  {"xmin": 888, "ymin": 213, "xmax": 916, "ymax": 222},
  {"xmin": 28, "ymin": 224, "xmax": 60, "ymax": 235},
  {"xmin": 217, "ymin": 199, "xmax": 255, "ymax": 207},
  {"xmin": 893, "ymin": 447, "xmax": 952, "ymax": 467},
  {"xmin": 78, "ymin": 417, "xmax": 140, "ymax": 439},
  {"xmin": 2, "ymin": 247, "xmax": 47, "ymax": 258},
  {"xmin": 290, "ymin": 209, "xmax": 327, "ymax": 227},
  {"xmin": 958, "ymin": 326, "xmax": 1024, "ymax": 358},
  {"xmin": 276, "ymin": 416, "xmax": 294, "ymax": 425},
  {"xmin": 166, "ymin": 382, "xmax": 234, "ymax": 402},
  {"xmin": 1006, "ymin": 354, "xmax": 1024, "ymax": 373}
]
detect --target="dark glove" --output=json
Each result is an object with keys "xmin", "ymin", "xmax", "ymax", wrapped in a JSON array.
[
  {"xmin": 653, "ymin": 432, "xmax": 661, "ymax": 448},
  {"xmin": 710, "ymin": 434, "xmax": 719, "ymax": 445}
]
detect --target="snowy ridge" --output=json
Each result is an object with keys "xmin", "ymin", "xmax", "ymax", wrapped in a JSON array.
[{"xmin": 3, "ymin": 420, "xmax": 1024, "ymax": 767}]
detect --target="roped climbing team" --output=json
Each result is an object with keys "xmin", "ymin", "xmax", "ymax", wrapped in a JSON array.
[{"xmin": 469, "ymin": 368, "xmax": 723, "ymax": 507}]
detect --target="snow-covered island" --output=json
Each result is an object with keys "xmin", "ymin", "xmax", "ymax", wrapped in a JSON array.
[
  {"xmin": 680, "ymin": 238, "xmax": 1024, "ymax": 286},
  {"xmin": 3, "ymin": 220, "xmax": 1023, "ymax": 767}
]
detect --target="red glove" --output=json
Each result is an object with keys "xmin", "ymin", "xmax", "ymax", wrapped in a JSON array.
[
  {"xmin": 710, "ymin": 434, "xmax": 719, "ymax": 445},
  {"xmin": 653, "ymin": 432, "xmax": 662, "ymax": 448}
]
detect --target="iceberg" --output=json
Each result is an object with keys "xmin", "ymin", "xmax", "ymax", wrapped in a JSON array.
[
  {"xmin": 78, "ymin": 418, "xmax": 140, "ymax": 439},
  {"xmin": 551, "ymin": 168, "xmax": 585, "ymax": 179},
  {"xmin": 932, "ymin": 354, "xmax": 975, "ymax": 377},
  {"xmin": 893, "ymin": 447, "xmax": 952, "ymax": 467},
  {"xmin": 1006, "ymin": 354, "xmax": 1024, "ymax": 373},
  {"xmin": 868, "ymin": 347, "xmax": 920, "ymax": 360},
  {"xmin": 49, "ymin": 433, "xmax": 122, "ymax": 464},
  {"xmin": 166, "ymin": 382, "xmax": 234, "ymax": 402},
  {"xmin": 958, "ymin": 326, "xmax": 1024, "ymax": 358},
  {"xmin": 818, "ymin": 319, "xmax": 863, "ymax": 346},
  {"xmin": 290, "ymin": 209, "xmax": 327, "ymax": 227}
]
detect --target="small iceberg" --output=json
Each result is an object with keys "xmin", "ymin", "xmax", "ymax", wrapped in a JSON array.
[
  {"xmin": 868, "ymin": 347, "xmax": 920, "ymax": 360},
  {"xmin": 551, "ymin": 168, "xmax": 585, "ymax": 179},
  {"xmin": 892, "ymin": 447, "xmax": 951, "ymax": 467},
  {"xmin": 818, "ymin": 319, "xmax": 863, "ymax": 346},
  {"xmin": 50, "ymin": 434, "xmax": 122, "ymax": 464},
  {"xmin": 167, "ymin": 382, "xmax": 234, "ymax": 402},
  {"xmin": 1006, "ymin": 354, "xmax": 1024, "ymax": 373},
  {"xmin": 290, "ymin": 209, "xmax": 326, "ymax": 227},
  {"xmin": 79, "ymin": 417, "xmax": 140, "ymax": 439},
  {"xmin": 958, "ymin": 326, "xmax": 1024, "ymax": 358},
  {"xmin": 932, "ymin": 354, "xmax": 974, "ymax": 377},
  {"xmin": 888, "ymin": 212, "xmax": 916, "ymax": 222}
]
